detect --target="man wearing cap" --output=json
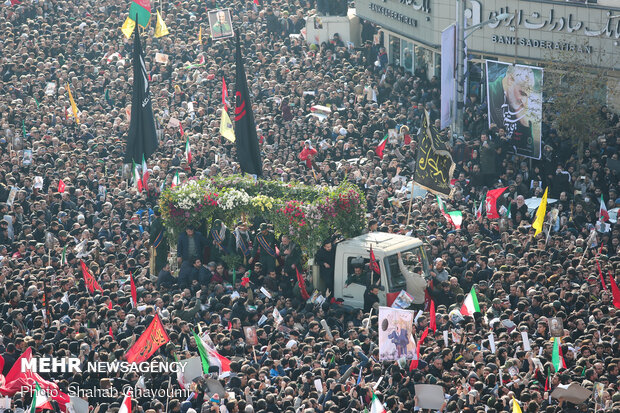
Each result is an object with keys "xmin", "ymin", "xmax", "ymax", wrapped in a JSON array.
[{"xmin": 250, "ymin": 223, "xmax": 277, "ymax": 273}]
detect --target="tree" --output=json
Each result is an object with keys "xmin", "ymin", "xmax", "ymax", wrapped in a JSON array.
[{"xmin": 543, "ymin": 50, "xmax": 611, "ymax": 159}]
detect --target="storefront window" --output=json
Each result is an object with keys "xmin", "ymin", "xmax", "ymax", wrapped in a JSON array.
[
  {"xmin": 414, "ymin": 45, "xmax": 430, "ymax": 78},
  {"xmin": 400, "ymin": 39, "xmax": 414, "ymax": 74},
  {"xmin": 389, "ymin": 35, "xmax": 401, "ymax": 66}
]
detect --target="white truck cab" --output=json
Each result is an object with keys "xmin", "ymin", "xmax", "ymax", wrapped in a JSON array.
[{"xmin": 329, "ymin": 232, "xmax": 430, "ymax": 308}]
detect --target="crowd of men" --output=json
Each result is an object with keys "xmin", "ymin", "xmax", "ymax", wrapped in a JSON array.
[{"xmin": 1, "ymin": 0, "xmax": 619, "ymax": 412}]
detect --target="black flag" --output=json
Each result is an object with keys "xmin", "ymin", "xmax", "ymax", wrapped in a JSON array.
[
  {"xmin": 234, "ymin": 32, "xmax": 262, "ymax": 176},
  {"xmin": 124, "ymin": 18, "xmax": 158, "ymax": 164},
  {"xmin": 412, "ymin": 109, "xmax": 455, "ymax": 197}
]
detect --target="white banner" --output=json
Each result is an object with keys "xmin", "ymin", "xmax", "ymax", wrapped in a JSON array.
[{"xmin": 440, "ymin": 24, "xmax": 456, "ymax": 130}]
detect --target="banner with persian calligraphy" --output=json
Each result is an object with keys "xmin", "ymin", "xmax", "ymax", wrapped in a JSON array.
[
  {"xmin": 486, "ymin": 60, "xmax": 543, "ymax": 160},
  {"xmin": 126, "ymin": 313, "xmax": 170, "ymax": 363},
  {"xmin": 413, "ymin": 110, "xmax": 455, "ymax": 197}
]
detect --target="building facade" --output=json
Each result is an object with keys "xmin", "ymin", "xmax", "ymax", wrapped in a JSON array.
[{"xmin": 355, "ymin": 0, "xmax": 620, "ymax": 106}]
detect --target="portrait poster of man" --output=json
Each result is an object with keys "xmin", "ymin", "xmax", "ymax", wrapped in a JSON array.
[
  {"xmin": 486, "ymin": 60, "xmax": 543, "ymax": 160},
  {"xmin": 244, "ymin": 326, "xmax": 258, "ymax": 346},
  {"xmin": 208, "ymin": 8, "xmax": 234, "ymax": 40},
  {"xmin": 548, "ymin": 316, "xmax": 564, "ymax": 337},
  {"xmin": 378, "ymin": 306, "xmax": 416, "ymax": 361}
]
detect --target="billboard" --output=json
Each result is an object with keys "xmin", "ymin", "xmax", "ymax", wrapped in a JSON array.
[
  {"xmin": 486, "ymin": 60, "xmax": 543, "ymax": 159},
  {"xmin": 440, "ymin": 25, "xmax": 456, "ymax": 130}
]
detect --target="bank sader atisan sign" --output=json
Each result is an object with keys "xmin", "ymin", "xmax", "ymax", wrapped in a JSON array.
[{"xmin": 466, "ymin": 1, "xmax": 620, "ymax": 54}]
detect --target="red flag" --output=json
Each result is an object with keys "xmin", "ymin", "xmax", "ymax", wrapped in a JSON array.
[
  {"xmin": 107, "ymin": 300, "xmax": 113, "ymax": 310},
  {"xmin": 241, "ymin": 276, "xmax": 250, "ymax": 287},
  {"xmin": 228, "ymin": 321, "xmax": 232, "ymax": 330},
  {"xmin": 130, "ymin": 272, "xmax": 138, "ymax": 308},
  {"xmin": 609, "ymin": 270, "xmax": 620, "ymax": 309},
  {"xmin": 429, "ymin": 300, "xmax": 436, "ymax": 333},
  {"xmin": 222, "ymin": 77, "xmax": 229, "ymax": 109},
  {"xmin": 253, "ymin": 0, "xmax": 259, "ymax": 4},
  {"xmin": 375, "ymin": 135, "xmax": 388, "ymax": 159},
  {"xmin": 296, "ymin": 268, "xmax": 310, "ymax": 300},
  {"xmin": 179, "ymin": 123, "xmax": 184, "ymax": 137},
  {"xmin": 386, "ymin": 291, "xmax": 399, "ymax": 307},
  {"xmin": 125, "ymin": 313, "xmax": 170, "ymax": 363},
  {"xmin": 58, "ymin": 179, "xmax": 66, "ymax": 193},
  {"xmin": 369, "ymin": 246, "xmax": 380, "ymax": 275},
  {"xmin": 109, "ymin": 326, "xmax": 114, "ymax": 340},
  {"xmin": 485, "ymin": 187, "xmax": 507, "ymax": 219},
  {"xmin": 423, "ymin": 288, "xmax": 432, "ymax": 311},
  {"xmin": 0, "ymin": 348, "xmax": 61, "ymax": 397},
  {"xmin": 80, "ymin": 260, "xmax": 104, "ymax": 294},
  {"xmin": 409, "ymin": 327, "xmax": 429, "ymax": 371},
  {"xmin": 596, "ymin": 260, "xmax": 607, "ymax": 291}
]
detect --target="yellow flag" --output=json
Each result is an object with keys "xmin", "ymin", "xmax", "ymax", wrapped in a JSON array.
[
  {"xmin": 512, "ymin": 397, "xmax": 522, "ymax": 413},
  {"xmin": 121, "ymin": 16, "xmax": 135, "ymax": 39},
  {"xmin": 532, "ymin": 187, "xmax": 548, "ymax": 236},
  {"xmin": 154, "ymin": 11, "xmax": 169, "ymax": 38},
  {"xmin": 66, "ymin": 84, "xmax": 80, "ymax": 124},
  {"xmin": 198, "ymin": 26, "xmax": 202, "ymax": 44},
  {"xmin": 220, "ymin": 107, "xmax": 236, "ymax": 142}
]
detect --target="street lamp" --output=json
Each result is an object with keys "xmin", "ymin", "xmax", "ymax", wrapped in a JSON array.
[
  {"xmin": 464, "ymin": 13, "xmax": 511, "ymax": 40},
  {"xmin": 451, "ymin": 0, "xmax": 510, "ymax": 138}
]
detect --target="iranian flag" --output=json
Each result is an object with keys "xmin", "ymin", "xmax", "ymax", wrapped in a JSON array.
[
  {"xmin": 30, "ymin": 382, "xmax": 53, "ymax": 412},
  {"xmin": 474, "ymin": 200, "xmax": 483, "ymax": 221},
  {"xmin": 205, "ymin": 342, "xmax": 231, "ymax": 377},
  {"xmin": 185, "ymin": 136, "xmax": 192, "ymax": 164},
  {"xmin": 118, "ymin": 392, "xmax": 132, "ymax": 413},
  {"xmin": 171, "ymin": 171, "xmax": 180, "ymax": 188},
  {"xmin": 447, "ymin": 211, "xmax": 463, "ymax": 229},
  {"xmin": 460, "ymin": 286, "xmax": 480, "ymax": 316},
  {"xmin": 60, "ymin": 245, "xmax": 67, "ymax": 266},
  {"xmin": 192, "ymin": 331, "xmax": 210, "ymax": 375},
  {"xmin": 374, "ymin": 134, "xmax": 388, "ymax": 159},
  {"xmin": 369, "ymin": 393, "xmax": 386, "ymax": 413},
  {"xmin": 141, "ymin": 154, "xmax": 149, "ymax": 185},
  {"xmin": 132, "ymin": 160, "xmax": 143, "ymax": 192},
  {"xmin": 599, "ymin": 195, "xmax": 609, "ymax": 222},
  {"xmin": 551, "ymin": 338, "xmax": 566, "ymax": 372}
]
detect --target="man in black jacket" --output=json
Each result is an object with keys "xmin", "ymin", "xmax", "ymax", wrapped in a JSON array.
[{"xmin": 177, "ymin": 225, "xmax": 208, "ymax": 289}]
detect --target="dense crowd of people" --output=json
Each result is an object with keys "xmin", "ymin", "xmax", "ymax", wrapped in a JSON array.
[{"xmin": 0, "ymin": 0, "xmax": 619, "ymax": 412}]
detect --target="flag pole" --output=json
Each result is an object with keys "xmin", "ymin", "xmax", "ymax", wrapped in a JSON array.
[
  {"xmin": 164, "ymin": 375, "xmax": 172, "ymax": 412},
  {"xmin": 406, "ymin": 180, "xmax": 414, "ymax": 226}
]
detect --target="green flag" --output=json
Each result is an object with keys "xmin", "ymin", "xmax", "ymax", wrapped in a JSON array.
[
  {"xmin": 232, "ymin": 269, "xmax": 236, "ymax": 286},
  {"xmin": 192, "ymin": 331, "xmax": 210, "ymax": 374},
  {"xmin": 506, "ymin": 202, "xmax": 511, "ymax": 218},
  {"xmin": 34, "ymin": 97, "xmax": 39, "ymax": 108}
]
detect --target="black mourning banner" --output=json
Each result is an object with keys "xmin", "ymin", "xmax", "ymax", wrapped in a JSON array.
[
  {"xmin": 413, "ymin": 110, "xmax": 455, "ymax": 197},
  {"xmin": 124, "ymin": 19, "xmax": 158, "ymax": 164}
]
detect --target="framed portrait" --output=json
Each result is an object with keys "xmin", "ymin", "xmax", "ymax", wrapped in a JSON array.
[{"xmin": 208, "ymin": 8, "xmax": 234, "ymax": 40}]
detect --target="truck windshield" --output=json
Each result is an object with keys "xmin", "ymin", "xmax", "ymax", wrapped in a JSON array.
[{"xmin": 383, "ymin": 246, "xmax": 430, "ymax": 293}]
